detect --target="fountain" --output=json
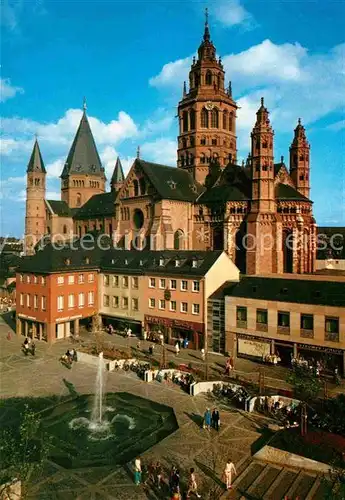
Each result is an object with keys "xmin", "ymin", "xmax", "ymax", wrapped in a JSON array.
[{"xmin": 91, "ymin": 352, "xmax": 105, "ymax": 425}]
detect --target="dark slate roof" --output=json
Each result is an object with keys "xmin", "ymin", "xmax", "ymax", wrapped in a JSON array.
[
  {"xmin": 101, "ymin": 250, "xmax": 223, "ymax": 277},
  {"xmin": 60, "ymin": 111, "xmax": 105, "ymax": 179},
  {"xmin": 276, "ymin": 183, "xmax": 309, "ymax": 201},
  {"xmin": 74, "ymin": 191, "xmax": 117, "ymax": 220},
  {"xmin": 316, "ymin": 227, "xmax": 345, "ymax": 259},
  {"xmin": 225, "ymin": 276, "xmax": 345, "ymax": 307},
  {"xmin": 274, "ymin": 162, "xmax": 285, "ymax": 176},
  {"xmin": 18, "ymin": 243, "xmax": 223, "ymax": 277},
  {"xmin": 135, "ymin": 159, "xmax": 202, "ymax": 202},
  {"xmin": 46, "ymin": 200, "xmax": 72, "ymax": 217},
  {"xmin": 27, "ymin": 140, "xmax": 46, "ymax": 173},
  {"xmin": 198, "ymin": 163, "xmax": 251, "ymax": 204},
  {"xmin": 111, "ymin": 157, "xmax": 125, "ymax": 184}
]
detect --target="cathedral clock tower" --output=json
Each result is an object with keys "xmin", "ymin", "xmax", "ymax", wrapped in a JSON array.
[{"xmin": 177, "ymin": 9, "xmax": 238, "ymax": 185}]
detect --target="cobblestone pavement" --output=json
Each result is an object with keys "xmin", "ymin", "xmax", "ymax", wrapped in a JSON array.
[{"xmin": 0, "ymin": 318, "xmax": 338, "ymax": 499}]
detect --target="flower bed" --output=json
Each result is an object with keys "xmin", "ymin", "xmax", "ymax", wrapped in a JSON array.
[{"xmin": 79, "ymin": 344, "xmax": 130, "ymax": 361}]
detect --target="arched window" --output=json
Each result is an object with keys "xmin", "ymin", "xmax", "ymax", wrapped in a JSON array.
[
  {"xmin": 139, "ymin": 177, "xmax": 146, "ymax": 195},
  {"xmin": 190, "ymin": 154, "xmax": 194, "ymax": 165},
  {"xmin": 190, "ymin": 109, "xmax": 196, "ymax": 130},
  {"xmin": 229, "ymin": 112, "xmax": 234, "ymax": 132},
  {"xmin": 76, "ymin": 193, "xmax": 81, "ymax": 206},
  {"xmin": 183, "ymin": 110, "xmax": 188, "ymax": 132},
  {"xmin": 82, "ymin": 180, "xmax": 85, "ymax": 187},
  {"xmin": 180, "ymin": 155, "xmax": 185, "ymax": 167},
  {"xmin": 211, "ymin": 108, "xmax": 219, "ymax": 128},
  {"xmin": 200, "ymin": 153, "xmax": 206, "ymax": 164},
  {"xmin": 182, "ymin": 137, "xmax": 187, "ymax": 148},
  {"xmin": 63, "ymin": 225, "xmax": 67, "ymax": 234},
  {"xmin": 217, "ymin": 73, "xmax": 221, "ymax": 89},
  {"xmin": 194, "ymin": 72, "xmax": 200, "ymax": 87},
  {"xmin": 201, "ymin": 108, "xmax": 209, "ymax": 128},
  {"xmin": 133, "ymin": 179, "xmax": 139, "ymax": 196},
  {"xmin": 190, "ymin": 136, "xmax": 195, "ymax": 147},
  {"xmin": 223, "ymin": 110, "xmax": 228, "ymax": 130},
  {"xmin": 201, "ymin": 136, "xmax": 206, "ymax": 145},
  {"xmin": 205, "ymin": 71, "xmax": 212, "ymax": 85},
  {"xmin": 174, "ymin": 229, "xmax": 185, "ymax": 250}
]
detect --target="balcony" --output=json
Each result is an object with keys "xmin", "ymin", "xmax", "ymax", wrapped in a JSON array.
[
  {"xmin": 325, "ymin": 331, "xmax": 339, "ymax": 342},
  {"xmin": 301, "ymin": 328, "xmax": 314, "ymax": 339},
  {"xmin": 277, "ymin": 325, "xmax": 290, "ymax": 335},
  {"xmin": 236, "ymin": 320, "xmax": 247, "ymax": 329},
  {"xmin": 256, "ymin": 323, "xmax": 268, "ymax": 333}
]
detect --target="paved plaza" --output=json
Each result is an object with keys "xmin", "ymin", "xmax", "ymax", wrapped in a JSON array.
[{"xmin": 0, "ymin": 316, "xmax": 338, "ymax": 499}]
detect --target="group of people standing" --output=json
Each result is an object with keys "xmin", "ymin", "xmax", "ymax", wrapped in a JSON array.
[
  {"xmin": 203, "ymin": 407, "xmax": 220, "ymax": 431},
  {"xmin": 22, "ymin": 337, "xmax": 35, "ymax": 356}
]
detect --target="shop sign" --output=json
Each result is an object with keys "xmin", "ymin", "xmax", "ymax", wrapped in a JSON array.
[
  {"xmin": 18, "ymin": 314, "xmax": 36, "ymax": 321},
  {"xmin": 56, "ymin": 314, "xmax": 82, "ymax": 323},
  {"xmin": 298, "ymin": 343, "xmax": 344, "ymax": 355},
  {"xmin": 145, "ymin": 315, "xmax": 203, "ymax": 332},
  {"xmin": 238, "ymin": 338, "xmax": 270, "ymax": 358},
  {"xmin": 237, "ymin": 333, "xmax": 271, "ymax": 343}
]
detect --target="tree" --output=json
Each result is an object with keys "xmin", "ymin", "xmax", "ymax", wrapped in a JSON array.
[
  {"xmin": 0, "ymin": 404, "xmax": 52, "ymax": 498},
  {"xmin": 287, "ymin": 365, "xmax": 322, "ymax": 402}
]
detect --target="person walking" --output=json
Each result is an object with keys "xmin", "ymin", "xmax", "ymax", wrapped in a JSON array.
[
  {"xmin": 203, "ymin": 408, "xmax": 211, "ymax": 431},
  {"xmin": 186, "ymin": 468, "xmax": 201, "ymax": 498},
  {"xmin": 224, "ymin": 358, "xmax": 231, "ymax": 376},
  {"xmin": 175, "ymin": 342, "xmax": 180, "ymax": 356},
  {"xmin": 201, "ymin": 348, "xmax": 205, "ymax": 361},
  {"xmin": 134, "ymin": 456, "xmax": 142, "ymax": 485},
  {"xmin": 155, "ymin": 461, "xmax": 163, "ymax": 489},
  {"xmin": 31, "ymin": 341, "xmax": 36, "ymax": 356},
  {"xmin": 223, "ymin": 459, "xmax": 237, "ymax": 490},
  {"xmin": 212, "ymin": 408, "xmax": 220, "ymax": 431}
]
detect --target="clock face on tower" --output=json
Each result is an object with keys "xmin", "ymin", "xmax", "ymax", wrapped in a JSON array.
[{"xmin": 205, "ymin": 101, "xmax": 214, "ymax": 111}]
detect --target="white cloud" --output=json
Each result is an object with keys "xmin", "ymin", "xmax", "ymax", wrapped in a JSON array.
[
  {"xmin": 141, "ymin": 138, "xmax": 177, "ymax": 166},
  {"xmin": 46, "ymin": 158, "xmax": 65, "ymax": 178},
  {"xmin": 149, "ymin": 56, "xmax": 192, "ymax": 88},
  {"xmin": 213, "ymin": 0, "xmax": 256, "ymax": 29},
  {"xmin": 0, "ymin": 78, "xmax": 24, "ymax": 102},
  {"xmin": 327, "ymin": 119, "xmax": 345, "ymax": 131},
  {"xmin": 45, "ymin": 191, "xmax": 60, "ymax": 200},
  {"xmin": 141, "ymin": 108, "xmax": 175, "ymax": 136}
]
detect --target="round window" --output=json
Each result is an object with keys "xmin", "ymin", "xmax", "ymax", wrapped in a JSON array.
[{"xmin": 133, "ymin": 209, "xmax": 144, "ymax": 230}]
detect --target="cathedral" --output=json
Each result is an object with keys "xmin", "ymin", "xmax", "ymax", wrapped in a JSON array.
[{"xmin": 24, "ymin": 15, "xmax": 316, "ymax": 275}]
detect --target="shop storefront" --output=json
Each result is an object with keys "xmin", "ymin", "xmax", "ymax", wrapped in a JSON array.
[
  {"xmin": 101, "ymin": 315, "xmax": 142, "ymax": 336},
  {"xmin": 297, "ymin": 343, "xmax": 345, "ymax": 377},
  {"xmin": 236, "ymin": 333, "xmax": 271, "ymax": 360},
  {"xmin": 144, "ymin": 314, "xmax": 204, "ymax": 350}
]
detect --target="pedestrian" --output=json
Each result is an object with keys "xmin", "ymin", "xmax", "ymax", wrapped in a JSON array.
[
  {"xmin": 149, "ymin": 344, "xmax": 154, "ymax": 356},
  {"xmin": 155, "ymin": 461, "xmax": 163, "ymax": 489},
  {"xmin": 203, "ymin": 408, "xmax": 211, "ymax": 431},
  {"xmin": 31, "ymin": 341, "xmax": 36, "ymax": 356},
  {"xmin": 212, "ymin": 407, "xmax": 220, "ymax": 431},
  {"xmin": 201, "ymin": 348, "xmax": 205, "ymax": 361},
  {"xmin": 223, "ymin": 459, "xmax": 237, "ymax": 490},
  {"xmin": 134, "ymin": 456, "xmax": 142, "ymax": 485},
  {"xmin": 175, "ymin": 342, "xmax": 180, "ymax": 356},
  {"xmin": 186, "ymin": 468, "xmax": 201, "ymax": 498},
  {"xmin": 127, "ymin": 327, "xmax": 132, "ymax": 338},
  {"xmin": 143, "ymin": 329, "xmax": 147, "ymax": 341},
  {"xmin": 169, "ymin": 466, "xmax": 178, "ymax": 493},
  {"xmin": 224, "ymin": 358, "xmax": 231, "ymax": 376},
  {"xmin": 137, "ymin": 340, "xmax": 141, "ymax": 350}
]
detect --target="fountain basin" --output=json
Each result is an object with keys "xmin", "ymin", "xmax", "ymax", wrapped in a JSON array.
[{"xmin": 41, "ymin": 392, "xmax": 178, "ymax": 469}]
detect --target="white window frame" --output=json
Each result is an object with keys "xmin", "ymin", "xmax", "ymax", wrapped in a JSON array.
[
  {"xmin": 159, "ymin": 278, "xmax": 166, "ymax": 289},
  {"xmin": 192, "ymin": 281, "xmax": 200, "ymax": 292},
  {"xmin": 149, "ymin": 277, "xmax": 156, "ymax": 288},
  {"xmin": 88, "ymin": 291, "xmax": 94, "ymax": 306},
  {"xmin": 20, "ymin": 293, "xmax": 24, "ymax": 306},
  {"xmin": 112, "ymin": 296, "xmax": 119, "ymax": 308},
  {"xmin": 132, "ymin": 277, "xmax": 139, "ymax": 289},
  {"xmin": 192, "ymin": 303, "xmax": 200, "ymax": 315},
  {"xmin": 159, "ymin": 299, "xmax": 166, "ymax": 310},
  {"xmin": 132, "ymin": 298, "xmax": 139, "ymax": 311},
  {"xmin": 78, "ymin": 292, "xmax": 85, "ymax": 308},
  {"xmin": 104, "ymin": 275, "xmax": 110, "ymax": 286},
  {"xmin": 122, "ymin": 276, "xmax": 129, "ymax": 288},
  {"xmin": 20, "ymin": 274, "xmax": 23, "ymax": 283},
  {"xmin": 170, "ymin": 300, "xmax": 176, "ymax": 312},
  {"xmin": 122, "ymin": 297, "xmax": 129, "ymax": 309},
  {"xmin": 27, "ymin": 275, "xmax": 31, "ymax": 284},
  {"xmin": 68, "ymin": 275, "xmax": 75, "ymax": 285},
  {"xmin": 68, "ymin": 294, "xmax": 75, "ymax": 308},
  {"xmin": 33, "ymin": 276, "xmax": 38, "ymax": 284},
  {"xmin": 88, "ymin": 273, "xmax": 94, "ymax": 283},
  {"xmin": 41, "ymin": 276, "xmax": 46, "ymax": 285},
  {"xmin": 57, "ymin": 276, "xmax": 64, "ymax": 286},
  {"xmin": 41, "ymin": 296, "xmax": 46, "ymax": 311},
  {"xmin": 181, "ymin": 280, "xmax": 188, "ymax": 291},
  {"xmin": 26, "ymin": 294, "xmax": 30, "ymax": 308},
  {"xmin": 57, "ymin": 295, "xmax": 64, "ymax": 312},
  {"xmin": 170, "ymin": 279, "xmax": 177, "ymax": 290},
  {"xmin": 113, "ymin": 275, "xmax": 119, "ymax": 287},
  {"xmin": 180, "ymin": 301, "xmax": 188, "ymax": 313},
  {"xmin": 149, "ymin": 298, "xmax": 155, "ymax": 308},
  {"xmin": 103, "ymin": 294, "xmax": 110, "ymax": 307},
  {"xmin": 34, "ymin": 294, "xmax": 38, "ymax": 309},
  {"xmin": 78, "ymin": 274, "xmax": 84, "ymax": 284}
]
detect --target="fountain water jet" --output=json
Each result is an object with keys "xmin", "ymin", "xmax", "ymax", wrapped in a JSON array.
[{"xmin": 91, "ymin": 352, "xmax": 104, "ymax": 425}]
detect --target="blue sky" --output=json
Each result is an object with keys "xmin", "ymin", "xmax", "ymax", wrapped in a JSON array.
[{"xmin": 1, "ymin": 0, "xmax": 344, "ymax": 237}]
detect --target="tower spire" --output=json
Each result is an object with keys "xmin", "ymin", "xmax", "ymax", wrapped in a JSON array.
[
  {"xmin": 136, "ymin": 145, "xmax": 140, "ymax": 159},
  {"xmin": 204, "ymin": 7, "xmax": 210, "ymax": 41},
  {"xmin": 83, "ymin": 96, "xmax": 87, "ymax": 112}
]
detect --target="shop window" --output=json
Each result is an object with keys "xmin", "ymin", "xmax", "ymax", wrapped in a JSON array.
[
  {"xmin": 103, "ymin": 295, "xmax": 110, "ymax": 307},
  {"xmin": 236, "ymin": 306, "xmax": 247, "ymax": 328},
  {"xmin": 113, "ymin": 296, "xmax": 119, "ymax": 308},
  {"xmin": 256, "ymin": 309, "xmax": 268, "ymax": 330},
  {"xmin": 325, "ymin": 317, "xmax": 339, "ymax": 342},
  {"xmin": 192, "ymin": 304, "xmax": 200, "ymax": 315},
  {"xmin": 132, "ymin": 298, "xmax": 139, "ymax": 311},
  {"xmin": 181, "ymin": 280, "xmax": 188, "ymax": 291},
  {"xmin": 181, "ymin": 302, "xmax": 188, "ymax": 313},
  {"xmin": 170, "ymin": 279, "xmax": 177, "ymax": 290},
  {"xmin": 149, "ymin": 277, "xmax": 156, "ymax": 288},
  {"xmin": 159, "ymin": 299, "xmax": 166, "ymax": 310},
  {"xmin": 192, "ymin": 281, "xmax": 200, "ymax": 292},
  {"xmin": 132, "ymin": 277, "xmax": 139, "ymax": 289},
  {"xmin": 149, "ymin": 298, "xmax": 155, "ymax": 308},
  {"xmin": 170, "ymin": 301, "xmax": 176, "ymax": 312},
  {"xmin": 159, "ymin": 278, "xmax": 166, "ymax": 289}
]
